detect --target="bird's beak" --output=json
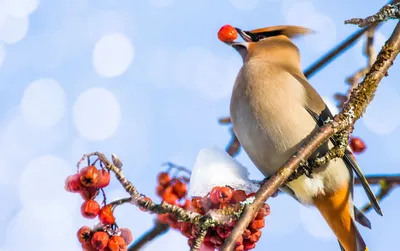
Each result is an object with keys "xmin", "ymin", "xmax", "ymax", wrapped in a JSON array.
[
  {"xmin": 235, "ymin": 28, "xmax": 253, "ymax": 42},
  {"xmin": 222, "ymin": 27, "xmax": 252, "ymax": 48}
]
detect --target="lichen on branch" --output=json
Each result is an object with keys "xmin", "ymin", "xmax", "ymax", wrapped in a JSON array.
[{"xmin": 345, "ymin": 3, "xmax": 400, "ymax": 27}]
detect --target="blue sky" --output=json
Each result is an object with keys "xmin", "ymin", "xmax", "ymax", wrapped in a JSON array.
[{"xmin": 0, "ymin": 0, "xmax": 399, "ymax": 250}]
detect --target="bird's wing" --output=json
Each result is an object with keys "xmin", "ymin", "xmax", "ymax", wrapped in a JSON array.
[{"xmin": 290, "ymin": 71, "xmax": 382, "ymax": 216}]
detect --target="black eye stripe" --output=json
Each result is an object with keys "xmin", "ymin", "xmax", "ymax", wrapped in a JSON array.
[{"xmin": 250, "ymin": 30, "xmax": 284, "ymax": 42}]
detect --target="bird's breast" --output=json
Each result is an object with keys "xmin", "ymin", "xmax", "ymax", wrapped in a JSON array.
[{"xmin": 230, "ymin": 64, "xmax": 317, "ymax": 175}]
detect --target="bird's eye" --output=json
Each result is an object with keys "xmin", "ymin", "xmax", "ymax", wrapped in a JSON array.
[{"xmin": 257, "ymin": 35, "xmax": 267, "ymax": 41}]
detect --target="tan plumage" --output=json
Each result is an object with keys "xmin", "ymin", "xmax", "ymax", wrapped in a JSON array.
[{"xmin": 225, "ymin": 25, "xmax": 380, "ymax": 251}]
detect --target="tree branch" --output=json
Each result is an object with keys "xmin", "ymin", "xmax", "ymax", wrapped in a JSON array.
[
  {"xmin": 220, "ymin": 20, "xmax": 400, "ymax": 251},
  {"xmin": 128, "ymin": 220, "xmax": 170, "ymax": 251},
  {"xmin": 345, "ymin": 3, "xmax": 400, "ymax": 27}
]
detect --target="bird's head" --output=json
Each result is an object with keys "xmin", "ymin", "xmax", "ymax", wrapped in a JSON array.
[{"xmin": 219, "ymin": 25, "xmax": 313, "ymax": 62}]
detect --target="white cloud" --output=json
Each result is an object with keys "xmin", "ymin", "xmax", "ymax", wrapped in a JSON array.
[
  {"xmin": 92, "ymin": 32, "xmax": 134, "ymax": 78},
  {"xmin": 362, "ymin": 82, "xmax": 400, "ymax": 135},
  {"xmin": 285, "ymin": 1, "xmax": 337, "ymax": 53},
  {"xmin": 148, "ymin": 0, "xmax": 177, "ymax": 8},
  {"xmin": 0, "ymin": 15, "xmax": 29, "ymax": 44},
  {"xmin": 300, "ymin": 205, "xmax": 336, "ymax": 240},
  {"xmin": 73, "ymin": 87, "xmax": 121, "ymax": 141},
  {"xmin": 20, "ymin": 78, "xmax": 67, "ymax": 128},
  {"xmin": 0, "ymin": 43, "xmax": 5, "ymax": 67},
  {"xmin": 2, "ymin": 0, "xmax": 40, "ymax": 18},
  {"xmin": 264, "ymin": 195, "xmax": 302, "ymax": 236},
  {"xmin": 229, "ymin": 0, "xmax": 260, "ymax": 10}
]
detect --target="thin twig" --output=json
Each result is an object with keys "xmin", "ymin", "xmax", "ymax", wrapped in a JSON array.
[
  {"xmin": 360, "ymin": 180, "xmax": 397, "ymax": 213},
  {"xmin": 336, "ymin": 26, "xmax": 378, "ymax": 108},
  {"xmin": 128, "ymin": 220, "xmax": 170, "ymax": 251},
  {"xmin": 220, "ymin": 21, "xmax": 400, "ymax": 251},
  {"xmin": 345, "ymin": 3, "xmax": 400, "ymax": 27}
]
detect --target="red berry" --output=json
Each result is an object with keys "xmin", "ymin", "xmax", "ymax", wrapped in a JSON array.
[
  {"xmin": 80, "ymin": 165, "xmax": 101, "ymax": 187},
  {"xmin": 65, "ymin": 173, "xmax": 83, "ymax": 193},
  {"xmin": 235, "ymin": 244, "xmax": 244, "ymax": 251},
  {"xmin": 99, "ymin": 205, "xmax": 116, "ymax": 225},
  {"xmin": 80, "ymin": 187, "xmax": 99, "ymax": 200},
  {"xmin": 209, "ymin": 186, "xmax": 221, "ymax": 205},
  {"xmin": 236, "ymin": 235, "xmax": 243, "ymax": 246},
  {"xmin": 256, "ymin": 205, "xmax": 270, "ymax": 219},
  {"xmin": 81, "ymin": 200, "xmax": 100, "ymax": 219},
  {"xmin": 187, "ymin": 238, "xmax": 194, "ymax": 248},
  {"xmin": 191, "ymin": 224, "xmax": 199, "ymax": 237},
  {"xmin": 181, "ymin": 199, "xmax": 191, "ymax": 210},
  {"xmin": 77, "ymin": 226, "xmax": 92, "ymax": 244},
  {"xmin": 157, "ymin": 172, "xmax": 171, "ymax": 186},
  {"xmin": 191, "ymin": 197, "xmax": 204, "ymax": 213},
  {"xmin": 156, "ymin": 184, "xmax": 166, "ymax": 197},
  {"xmin": 210, "ymin": 235, "xmax": 223, "ymax": 245},
  {"xmin": 180, "ymin": 222, "xmax": 193, "ymax": 238},
  {"xmin": 120, "ymin": 228, "xmax": 133, "ymax": 245},
  {"xmin": 242, "ymin": 229, "xmax": 251, "ymax": 239},
  {"xmin": 349, "ymin": 137, "xmax": 366, "ymax": 154},
  {"xmin": 91, "ymin": 231, "xmax": 109, "ymax": 249},
  {"xmin": 247, "ymin": 192, "xmax": 256, "ymax": 198},
  {"xmin": 95, "ymin": 169, "xmax": 111, "ymax": 188},
  {"xmin": 172, "ymin": 179, "xmax": 187, "ymax": 198},
  {"xmin": 249, "ymin": 230, "xmax": 262, "ymax": 243},
  {"xmin": 108, "ymin": 236, "xmax": 127, "ymax": 251},
  {"xmin": 201, "ymin": 197, "xmax": 212, "ymax": 212},
  {"xmin": 232, "ymin": 190, "xmax": 247, "ymax": 203},
  {"xmin": 216, "ymin": 226, "xmax": 232, "ymax": 238},
  {"xmin": 218, "ymin": 187, "xmax": 233, "ymax": 203},
  {"xmin": 162, "ymin": 187, "xmax": 178, "ymax": 204},
  {"xmin": 243, "ymin": 239, "xmax": 256, "ymax": 250},
  {"xmin": 82, "ymin": 243, "xmax": 96, "ymax": 251},
  {"xmin": 218, "ymin": 24, "xmax": 238, "ymax": 42},
  {"xmin": 249, "ymin": 218, "xmax": 265, "ymax": 230},
  {"xmin": 201, "ymin": 242, "xmax": 215, "ymax": 251}
]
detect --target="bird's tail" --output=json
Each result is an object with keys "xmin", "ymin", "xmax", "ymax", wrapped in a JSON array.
[{"xmin": 313, "ymin": 184, "xmax": 368, "ymax": 251}]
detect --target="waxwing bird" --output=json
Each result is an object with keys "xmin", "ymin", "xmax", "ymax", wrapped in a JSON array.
[{"xmin": 222, "ymin": 25, "xmax": 382, "ymax": 251}]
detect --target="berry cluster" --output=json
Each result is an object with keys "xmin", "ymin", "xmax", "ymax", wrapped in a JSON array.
[
  {"xmin": 153, "ymin": 168, "xmax": 270, "ymax": 250},
  {"xmin": 77, "ymin": 225, "xmax": 132, "ymax": 251},
  {"xmin": 186, "ymin": 186, "xmax": 269, "ymax": 251},
  {"xmin": 155, "ymin": 171, "xmax": 191, "ymax": 230},
  {"xmin": 65, "ymin": 164, "xmax": 132, "ymax": 250}
]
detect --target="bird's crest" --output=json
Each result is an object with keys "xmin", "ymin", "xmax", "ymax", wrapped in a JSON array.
[{"xmin": 248, "ymin": 25, "xmax": 313, "ymax": 41}]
